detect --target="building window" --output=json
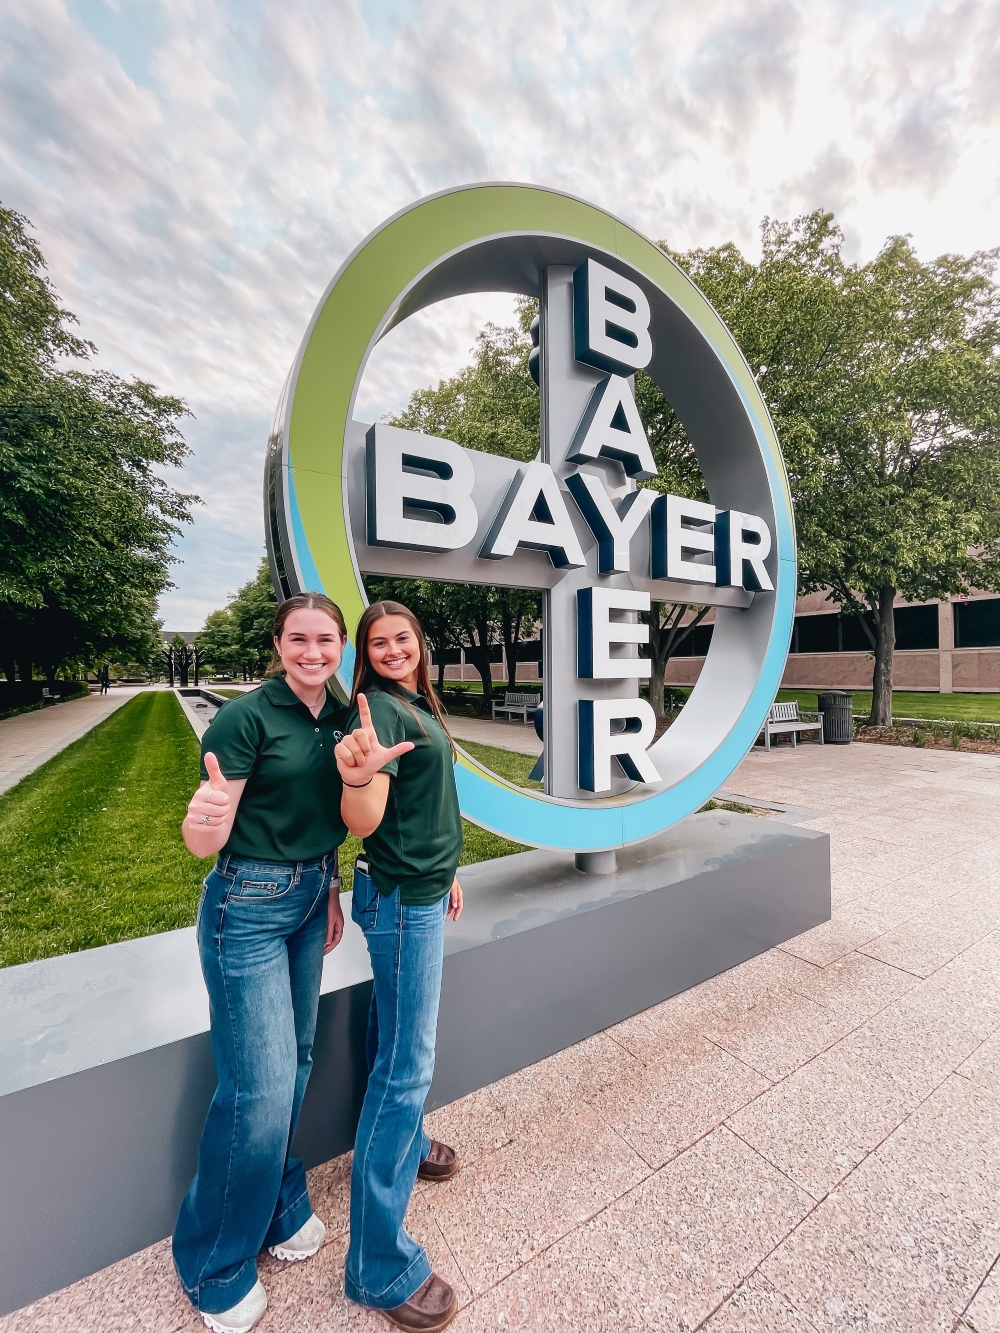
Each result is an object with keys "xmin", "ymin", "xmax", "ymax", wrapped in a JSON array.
[
  {"xmin": 955, "ymin": 599, "xmax": 1000, "ymax": 648},
  {"xmin": 673, "ymin": 624, "xmax": 714, "ymax": 656},
  {"xmin": 793, "ymin": 613, "xmax": 839, "ymax": 654},
  {"xmin": 894, "ymin": 605, "xmax": 939, "ymax": 650},
  {"xmin": 790, "ymin": 605, "xmax": 937, "ymax": 653}
]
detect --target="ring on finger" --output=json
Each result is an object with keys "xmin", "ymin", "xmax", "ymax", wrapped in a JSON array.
[{"xmin": 201, "ymin": 815, "xmax": 212, "ymax": 825}]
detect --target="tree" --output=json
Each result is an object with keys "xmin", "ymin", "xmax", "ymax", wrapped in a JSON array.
[
  {"xmin": 645, "ymin": 214, "xmax": 1000, "ymax": 725},
  {"xmin": 392, "ymin": 301, "xmax": 539, "ymax": 462},
  {"xmin": 384, "ymin": 303, "xmax": 543, "ymax": 708},
  {"xmin": 0, "ymin": 204, "xmax": 90, "ymax": 393},
  {"xmin": 496, "ymin": 588, "xmax": 541, "ymax": 691},
  {"xmin": 197, "ymin": 559, "xmax": 278, "ymax": 681},
  {"xmin": 0, "ymin": 203, "xmax": 196, "ymax": 682},
  {"xmin": 440, "ymin": 582, "xmax": 499, "ymax": 708},
  {"xmin": 646, "ymin": 603, "xmax": 711, "ymax": 722},
  {"xmin": 196, "ymin": 609, "xmax": 240, "ymax": 678}
]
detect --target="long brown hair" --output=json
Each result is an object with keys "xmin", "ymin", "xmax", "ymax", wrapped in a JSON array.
[
  {"xmin": 351, "ymin": 600, "xmax": 452, "ymax": 744},
  {"xmin": 268, "ymin": 593, "xmax": 348, "ymax": 676}
]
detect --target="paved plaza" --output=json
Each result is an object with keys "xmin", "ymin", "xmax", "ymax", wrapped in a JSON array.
[
  {"xmin": 2, "ymin": 738, "xmax": 1000, "ymax": 1332},
  {"xmin": 0, "ymin": 688, "xmax": 146, "ymax": 796},
  {"xmin": 448, "ymin": 714, "xmax": 543, "ymax": 756}
]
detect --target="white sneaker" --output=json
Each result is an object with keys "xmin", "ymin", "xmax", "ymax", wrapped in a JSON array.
[
  {"xmin": 201, "ymin": 1279, "xmax": 267, "ymax": 1333},
  {"xmin": 267, "ymin": 1211, "xmax": 326, "ymax": 1261}
]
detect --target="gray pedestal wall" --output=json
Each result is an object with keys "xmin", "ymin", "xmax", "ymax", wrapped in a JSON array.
[{"xmin": 0, "ymin": 810, "xmax": 829, "ymax": 1316}]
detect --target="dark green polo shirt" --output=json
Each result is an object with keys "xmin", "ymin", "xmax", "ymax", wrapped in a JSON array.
[
  {"xmin": 200, "ymin": 675, "xmax": 348, "ymax": 863},
  {"xmin": 347, "ymin": 686, "xmax": 463, "ymax": 906}
]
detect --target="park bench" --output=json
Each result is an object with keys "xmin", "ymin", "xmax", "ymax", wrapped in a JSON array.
[
  {"xmin": 757, "ymin": 700, "xmax": 824, "ymax": 751},
  {"xmin": 491, "ymin": 691, "xmax": 541, "ymax": 724}
]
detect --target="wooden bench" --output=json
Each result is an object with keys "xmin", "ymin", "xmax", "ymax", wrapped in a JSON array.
[
  {"xmin": 491, "ymin": 691, "xmax": 541, "ymax": 723},
  {"xmin": 757, "ymin": 701, "xmax": 824, "ymax": 750}
]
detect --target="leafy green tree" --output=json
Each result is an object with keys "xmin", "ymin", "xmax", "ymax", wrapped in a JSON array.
[
  {"xmin": 196, "ymin": 609, "xmax": 240, "ymax": 678},
  {"xmin": 439, "ymin": 582, "xmax": 500, "ymax": 708},
  {"xmin": 0, "ymin": 204, "xmax": 90, "ymax": 393},
  {"xmin": 393, "ymin": 301, "xmax": 539, "ymax": 461},
  {"xmin": 385, "ymin": 305, "xmax": 542, "ymax": 708},
  {"xmin": 496, "ymin": 587, "xmax": 540, "ymax": 692},
  {"xmin": 198, "ymin": 559, "xmax": 278, "ymax": 680},
  {"xmin": 646, "ymin": 604, "xmax": 710, "ymax": 722},
  {"xmin": 0, "ymin": 203, "xmax": 195, "ymax": 683},
  {"xmin": 653, "ymin": 214, "xmax": 1000, "ymax": 724}
]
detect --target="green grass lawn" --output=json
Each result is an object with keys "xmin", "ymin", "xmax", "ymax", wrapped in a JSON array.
[
  {"xmin": 775, "ymin": 688, "xmax": 1000, "ymax": 722},
  {"xmin": 0, "ymin": 697, "xmax": 537, "ymax": 961},
  {"xmin": 0, "ymin": 691, "xmax": 205, "ymax": 968}
]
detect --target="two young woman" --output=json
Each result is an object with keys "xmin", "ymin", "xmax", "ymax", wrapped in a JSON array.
[{"xmin": 174, "ymin": 594, "xmax": 463, "ymax": 1333}]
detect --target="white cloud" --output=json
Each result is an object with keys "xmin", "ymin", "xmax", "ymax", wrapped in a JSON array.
[{"xmin": 0, "ymin": 0, "xmax": 997, "ymax": 628}]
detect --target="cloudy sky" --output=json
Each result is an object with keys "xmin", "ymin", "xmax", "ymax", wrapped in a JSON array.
[{"xmin": 1, "ymin": 0, "xmax": 997, "ymax": 628}]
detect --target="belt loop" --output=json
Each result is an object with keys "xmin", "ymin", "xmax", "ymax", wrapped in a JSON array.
[{"xmin": 218, "ymin": 851, "xmax": 229, "ymax": 875}]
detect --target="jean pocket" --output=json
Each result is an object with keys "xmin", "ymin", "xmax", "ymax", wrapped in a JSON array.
[
  {"xmin": 230, "ymin": 872, "xmax": 293, "ymax": 900},
  {"xmin": 351, "ymin": 864, "xmax": 379, "ymax": 931}
]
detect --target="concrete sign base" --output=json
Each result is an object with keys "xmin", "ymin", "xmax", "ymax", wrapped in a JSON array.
[{"xmin": 0, "ymin": 809, "xmax": 829, "ymax": 1316}]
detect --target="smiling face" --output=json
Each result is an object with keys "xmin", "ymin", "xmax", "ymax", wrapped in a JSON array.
[
  {"xmin": 275, "ymin": 607, "xmax": 346, "ymax": 693},
  {"xmin": 366, "ymin": 614, "xmax": 422, "ymax": 692}
]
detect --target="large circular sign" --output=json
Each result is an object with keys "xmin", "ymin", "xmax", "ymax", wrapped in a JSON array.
[{"xmin": 267, "ymin": 183, "xmax": 795, "ymax": 851}]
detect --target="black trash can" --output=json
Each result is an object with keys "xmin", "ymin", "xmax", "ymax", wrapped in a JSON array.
[{"xmin": 818, "ymin": 691, "xmax": 853, "ymax": 744}]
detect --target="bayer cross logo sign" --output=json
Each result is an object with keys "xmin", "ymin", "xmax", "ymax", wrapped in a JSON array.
[
  {"xmin": 362, "ymin": 257, "xmax": 773, "ymax": 794},
  {"xmin": 266, "ymin": 184, "xmax": 796, "ymax": 851}
]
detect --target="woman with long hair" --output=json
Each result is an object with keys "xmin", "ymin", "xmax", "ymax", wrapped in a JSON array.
[
  {"xmin": 334, "ymin": 600, "xmax": 464, "ymax": 1332},
  {"xmin": 172, "ymin": 593, "xmax": 352, "ymax": 1333}
]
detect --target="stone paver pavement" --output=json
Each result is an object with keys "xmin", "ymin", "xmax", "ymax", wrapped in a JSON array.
[
  {"xmin": 448, "ymin": 714, "xmax": 543, "ymax": 756},
  {"xmin": 0, "ymin": 687, "xmax": 146, "ymax": 796},
  {"xmin": 3, "ymin": 740, "xmax": 1000, "ymax": 1332}
]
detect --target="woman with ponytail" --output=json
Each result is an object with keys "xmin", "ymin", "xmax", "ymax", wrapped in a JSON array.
[
  {"xmin": 173, "ymin": 593, "xmax": 352, "ymax": 1333},
  {"xmin": 335, "ymin": 600, "xmax": 464, "ymax": 1332}
]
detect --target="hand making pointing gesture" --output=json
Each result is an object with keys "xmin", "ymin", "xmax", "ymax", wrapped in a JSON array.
[{"xmin": 335, "ymin": 692, "xmax": 414, "ymax": 786}]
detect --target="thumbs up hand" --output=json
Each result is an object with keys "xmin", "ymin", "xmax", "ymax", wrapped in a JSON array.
[{"xmin": 186, "ymin": 752, "xmax": 232, "ymax": 830}]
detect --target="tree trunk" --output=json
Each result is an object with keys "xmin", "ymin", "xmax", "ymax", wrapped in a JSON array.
[
  {"xmin": 646, "ymin": 603, "xmax": 710, "ymax": 723},
  {"xmin": 499, "ymin": 604, "xmax": 528, "ymax": 692},
  {"xmin": 868, "ymin": 586, "xmax": 896, "ymax": 726},
  {"xmin": 647, "ymin": 606, "xmax": 669, "ymax": 723},
  {"xmin": 436, "ymin": 654, "xmax": 446, "ymax": 694},
  {"xmin": 464, "ymin": 615, "xmax": 495, "ymax": 711}
]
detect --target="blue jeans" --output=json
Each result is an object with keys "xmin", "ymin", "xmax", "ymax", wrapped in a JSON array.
[
  {"xmin": 345, "ymin": 870, "xmax": 447, "ymax": 1309},
  {"xmin": 172, "ymin": 852, "xmax": 337, "ymax": 1314}
]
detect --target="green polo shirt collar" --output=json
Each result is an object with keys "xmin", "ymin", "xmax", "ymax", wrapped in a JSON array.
[{"xmin": 261, "ymin": 674, "xmax": 341, "ymax": 719}]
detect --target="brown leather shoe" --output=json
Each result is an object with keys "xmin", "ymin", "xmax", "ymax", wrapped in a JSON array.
[
  {"xmin": 381, "ymin": 1273, "xmax": 457, "ymax": 1331},
  {"xmin": 417, "ymin": 1140, "xmax": 460, "ymax": 1182}
]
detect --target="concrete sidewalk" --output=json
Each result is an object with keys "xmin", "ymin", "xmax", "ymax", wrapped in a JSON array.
[
  {"xmin": 3, "ymin": 740, "xmax": 1000, "ymax": 1332},
  {"xmin": 448, "ymin": 714, "xmax": 542, "ymax": 756},
  {"xmin": 0, "ymin": 689, "xmax": 147, "ymax": 796}
]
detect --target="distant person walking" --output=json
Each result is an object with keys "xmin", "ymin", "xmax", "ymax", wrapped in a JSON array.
[
  {"xmin": 99, "ymin": 663, "xmax": 110, "ymax": 695},
  {"xmin": 172, "ymin": 593, "xmax": 352, "ymax": 1333},
  {"xmin": 335, "ymin": 600, "xmax": 464, "ymax": 1332}
]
